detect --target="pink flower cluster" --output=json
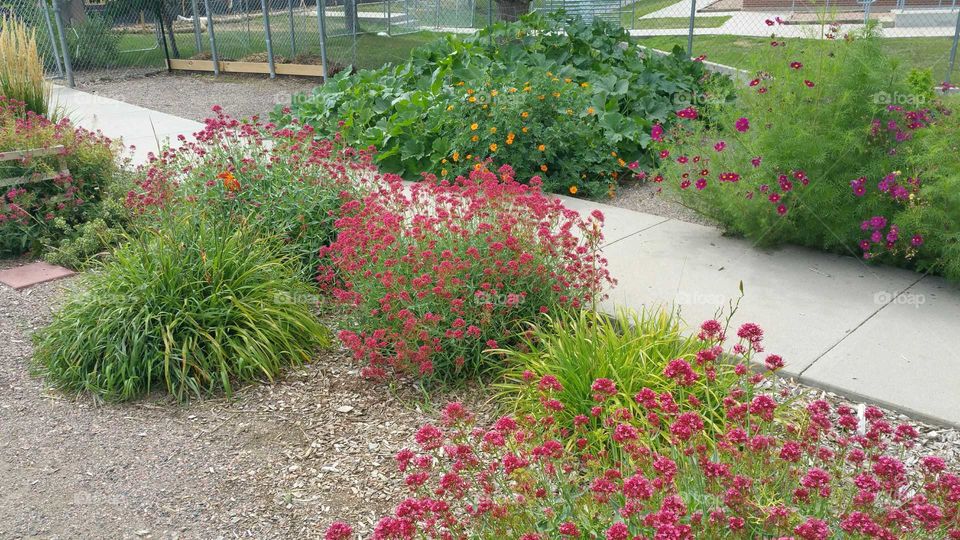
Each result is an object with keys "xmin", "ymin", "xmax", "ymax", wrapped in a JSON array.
[
  {"xmin": 318, "ymin": 166, "xmax": 614, "ymax": 380},
  {"xmin": 0, "ymin": 96, "xmax": 113, "ymax": 245},
  {"xmin": 325, "ymin": 320, "xmax": 960, "ymax": 539}
]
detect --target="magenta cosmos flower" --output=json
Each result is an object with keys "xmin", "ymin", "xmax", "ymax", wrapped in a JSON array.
[{"xmin": 735, "ymin": 117, "xmax": 750, "ymax": 132}]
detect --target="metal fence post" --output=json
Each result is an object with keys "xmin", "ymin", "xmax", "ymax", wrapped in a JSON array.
[
  {"xmin": 204, "ymin": 0, "xmax": 220, "ymax": 75},
  {"xmin": 949, "ymin": 9, "xmax": 960, "ymax": 84},
  {"xmin": 686, "ymin": 0, "xmax": 696, "ymax": 58},
  {"xmin": 192, "ymin": 0, "xmax": 203, "ymax": 53},
  {"xmin": 387, "ymin": 0, "xmax": 392, "ymax": 35},
  {"xmin": 288, "ymin": 0, "xmax": 296, "ymax": 57},
  {"xmin": 487, "ymin": 0, "xmax": 493, "ymax": 46},
  {"xmin": 317, "ymin": 0, "xmax": 329, "ymax": 80},
  {"xmin": 436, "ymin": 0, "xmax": 441, "ymax": 28},
  {"xmin": 50, "ymin": 0, "xmax": 73, "ymax": 87},
  {"xmin": 39, "ymin": 0, "xmax": 64, "ymax": 78},
  {"xmin": 261, "ymin": 0, "xmax": 277, "ymax": 78}
]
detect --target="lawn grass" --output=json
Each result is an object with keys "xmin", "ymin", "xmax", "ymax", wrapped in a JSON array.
[
  {"xmin": 633, "ymin": 15, "xmax": 730, "ymax": 29},
  {"xmin": 106, "ymin": 29, "xmax": 440, "ymax": 71},
  {"xmin": 635, "ymin": 34, "xmax": 960, "ymax": 81}
]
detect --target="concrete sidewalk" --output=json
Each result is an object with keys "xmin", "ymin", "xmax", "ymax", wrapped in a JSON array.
[{"xmin": 52, "ymin": 85, "xmax": 960, "ymax": 427}]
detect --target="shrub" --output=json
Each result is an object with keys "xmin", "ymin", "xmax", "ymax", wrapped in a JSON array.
[
  {"xmin": 495, "ymin": 308, "xmax": 740, "ymax": 450},
  {"xmin": 326, "ymin": 321, "xmax": 960, "ymax": 539},
  {"xmin": 318, "ymin": 166, "xmax": 613, "ymax": 382},
  {"xmin": 0, "ymin": 16, "xmax": 49, "ymax": 116},
  {"xmin": 1, "ymin": 97, "xmax": 120, "ymax": 257},
  {"xmin": 655, "ymin": 22, "xmax": 951, "ymax": 273},
  {"xmin": 280, "ymin": 12, "xmax": 722, "ymax": 197},
  {"xmin": 896, "ymin": 101, "xmax": 960, "ymax": 280},
  {"xmin": 128, "ymin": 108, "xmax": 379, "ymax": 279},
  {"xmin": 33, "ymin": 212, "xmax": 329, "ymax": 402}
]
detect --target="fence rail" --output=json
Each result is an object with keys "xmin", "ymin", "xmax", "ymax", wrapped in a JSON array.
[{"xmin": 4, "ymin": 0, "xmax": 959, "ymax": 85}]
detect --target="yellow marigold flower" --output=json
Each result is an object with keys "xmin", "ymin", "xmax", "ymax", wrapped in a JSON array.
[
  {"xmin": 523, "ymin": 86, "xmax": 532, "ymax": 92},
  {"xmin": 521, "ymin": 127, "xmax": 528, "ymax": 133},
  {"xmin": 569, "ymin": 185, "xmax": 577, "ymax": 194},
  {"xmin": 538, "ymin": 95, "xmax": 546, "ymax": 101},
  {"xmin": 546, "ymin": 71, "xmax": 553, "ymax": 77},
  {"xmin": 618, "ymin": 158, "xmax": 626, "ymax": 166},
  {"xmin": 482, "ymin": 104, "xmax": 488, "ymax": 110},
  {"xmin": 490, "ymin": 143, "xmax": 498, "ymax": 152},
  {"xmin": 521, "ymin": 111, "xmax": 529, "ymax": 119},
  {"xmin": 490, "ymin": 127, "xmax": 497, "ymax": 134},
  {"xmin": 491, "ymin": 90, "xmax": 499, "ymax": 97},
  {"xmin": 466, "ymin": 154, "xmax": 472, "ymax": 160},
  {"xmin": 552, "ymin": 92, "xmax": 560, "ymax": 98},
  {"xmin": 441, "ymin": 158, "xmax": 447, "ymax": 164},
  {"xmin": 581, "ymin": 82, "xmax": 589, "ymax": 88},
  {"xmin": 470, "ymin": 123, "xmax": 478, "ymax": 130},
  {"xmin": 441, "ymin": 168, "xmax": 448, "ymax": 176},
  {"xmin": 537, "ymin": 144, "xmax": 545, "ymax": 151},
  {"xmin": 471, "ymin": 135, "xmax": 478, "ymax": 142},
  {"xmin": 508, "ymin": 87, "xmax": 517, "ymax": 93},
  {"xmin": 457, "ymin": 81, "xmax": 465, "ymax": 86},
  {"xmin": 566, "ymin": 109, "xmax": 573, "ymax": 115},
  {"xmin": 611, "ymin": 151, "xmax": 618, "ymax": 157},
  {"xmin": 446, "ymin": 105, "xmax": 454, "ymax": 111},
  {"xmin": 506, "ymin": 138, "xmax": 514, "ymax": 145},
  {"xmin": 452, "ymin": 151, "xmax": 460, "ymax": 161},
  {"xmin": 468, "ymin": 96, "xmax": 476, "ymax": 103},
  {"xmin": 564, "ymin": 78, "xmax": 572, "ymax": 83},
  {"xmin": 587, "ymin": 107, "xmax": 595, "ymax": 115}
]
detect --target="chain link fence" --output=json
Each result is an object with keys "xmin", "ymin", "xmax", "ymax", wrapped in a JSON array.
[{"xmin": 4, "ymin": 0, "xmax": 958, "ymax": 85}]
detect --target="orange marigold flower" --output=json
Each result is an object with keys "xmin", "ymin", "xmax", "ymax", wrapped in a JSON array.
[
  {"xmin": 587, "ymin": 107, "xmax": 595, "ymax": 115},
  {"xmin": 470, "ymin": 123, "xmax": 478, "ymax": 130},
  {"xmin": 489, "ymin": 127, "xmax": 497, "ymax": 134},
  {"xmin": 537, "ymin": 144, "xmax": 545, "ymax": 151},
  {"xmin": 489, "ymin": 143, "xmax": 498, "ymax": 152},
  {"xmin": 521, "ymin": 111, "xmax": 529, "ymax": 119},
  {"xmin": 569, "ymin": 185, "xmax": 578, "ymax": 194},
  {"xmin": 541, "ymin": 164, "xmax": 548, "ymax": 172}
]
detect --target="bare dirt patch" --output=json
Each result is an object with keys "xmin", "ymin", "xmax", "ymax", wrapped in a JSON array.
[{"xmin": 75, "ymin": 71, "xmax": 320, "ymax": 123}]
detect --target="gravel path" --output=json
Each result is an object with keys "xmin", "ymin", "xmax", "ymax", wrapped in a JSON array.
[
  {"xmin": 75, "ymin": 71, "xmax": 320, "ymax": 123},
  {"xmin": 0, "ymin": 260, "xmax": 487, "ymax": 539}
]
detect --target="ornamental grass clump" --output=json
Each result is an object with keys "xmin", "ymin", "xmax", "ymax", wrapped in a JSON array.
[
  {"xmin": 326, "ymin": 320, "xmax": 960, "ymax": 539},
  {"xmin": 33, "ymin": 213, "xmax": 329, "ymax": 402},
  {"xmin": 0, "ymin": 16, "xmax": 50, "ymax": 116},
  {"xmin": 128, "ymin": 107, "xmax": 380, "ymax": 279},
  {"xmin": 318, "ymin": 166, "xmax": 614, "ymax": 382},
  {"xmin": 496, "ymin": 308, "xmax": 741, "ymax": 451}
]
